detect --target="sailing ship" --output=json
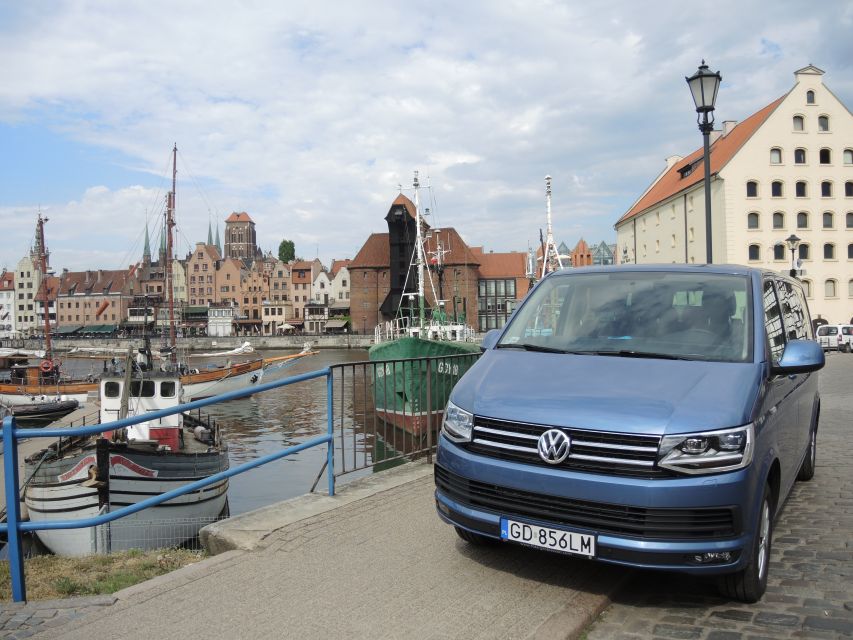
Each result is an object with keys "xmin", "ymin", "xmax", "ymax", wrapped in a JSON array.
[
  {"xmin": 369, "ymin": 173, "xmax": 480, "ymax": 435},
  {"xmin": 23, "ymin": 343, "xmax": 229, "ymax": 556}
]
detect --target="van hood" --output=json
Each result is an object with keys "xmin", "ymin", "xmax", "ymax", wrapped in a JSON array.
[{"xmin": 451, "ymin": 350, "xmax": 762, "ymax": 436}]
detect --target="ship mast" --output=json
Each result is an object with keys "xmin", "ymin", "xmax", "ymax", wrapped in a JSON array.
[
  {"xmin": 413, "ymin": 171, "xmax": 425, "ymax": 331},
  {"xmin": 165, "ymin": 144, "xmax": 177, "ymax": 365},
  {"xmin": 35, "ymin": 213, "xmax": 53, "ymax": 364},
  {"xmin": 541, "ymin": 175, "xmax": 564, "ymax": 278}
]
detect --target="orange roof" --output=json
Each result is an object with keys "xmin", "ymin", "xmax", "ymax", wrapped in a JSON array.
[
  {"xmin": 350, "ymin": 234, "xmax": 390, "ymax": 268},
  {"xmin": 330, "ymin": 259, "xmax": 351, "ymax": 277},
  {"xmin": 423, "ymin": 228, "xmax": 480, "ymax": 267},
  {"xmin": 0, "ymin": 271, "xmax": 13, "ymax": 289},
  {"xmin": 618, "ymin": 95, "xmax": 786, "ymax": 224},
  {"xmin": 391, "ymin": 194, "xmax": 418, "ymax": 221},
  {"xmin": 225, "ymin": 211, "xmax": 254, "ymax": 223},
  {"xmin": 477, "ymin": 251, "xmax": 527, "ymax": 278}
]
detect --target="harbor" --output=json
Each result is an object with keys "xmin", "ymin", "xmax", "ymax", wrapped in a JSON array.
[{"xmin": 0, "ymin": 354, "xmax": 849, "ymax": 639}]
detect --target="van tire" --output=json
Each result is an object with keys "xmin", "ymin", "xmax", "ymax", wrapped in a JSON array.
[
  {"xmin": 718, "ymin": 485, "xmax": 772, "ymax": 603},
  {"xmin": 797, "ymin": 421, "xmax": 817, "ymax": 482},
  {"xmin": 455, "ymin": 526, "xmax": 497, "ymax": 546}
]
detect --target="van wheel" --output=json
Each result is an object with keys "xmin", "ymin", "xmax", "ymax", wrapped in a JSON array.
[
  {"xmin": 454, "ymin": 526, "xmax": 496, "ymax": 546},
  {"xmin": 797, "ymin": 422, "xmax": 817, "ymax": 481},
  {"xmin": 718, "ymin": 486, "xmax": 772, "ymax": 603}
]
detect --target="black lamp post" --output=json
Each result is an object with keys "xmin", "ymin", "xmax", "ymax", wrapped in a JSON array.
[
  {"xmin": 785, "ymin": 234, "xmax": 801, "ymax": 278},
  {"xmin": 686, "ymin": 61, "xmax": 722, "ymax": 264}
]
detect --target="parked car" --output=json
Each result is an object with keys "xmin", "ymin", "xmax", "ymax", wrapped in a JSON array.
[
  {"xmin": 435, "ymin": 265, "xmax": 823, "ymax": 603},
  {"xmin": 815, "ymin": 324, "xmax": 853, "ymax": 352}
]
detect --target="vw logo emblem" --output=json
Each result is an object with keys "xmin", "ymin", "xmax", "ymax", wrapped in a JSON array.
[{"xmin": 538, "ymin": 429, "xmax": 571, "ymax": 464}]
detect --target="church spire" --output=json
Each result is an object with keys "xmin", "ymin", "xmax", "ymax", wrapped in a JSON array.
[
  {"xmin": 143, "ymin": 223, "xmax": 152, "ymax": 264},
  {"xmin": 215, "ymin": 221, "xmax": 222, "ymax": 254},
  {"xmin": 208, "ymin": 220, "xmax": 214, "ymax": 246},
  {"xmin": 159, "ymin": 220, "xmax": 167, "ymax": 261}
]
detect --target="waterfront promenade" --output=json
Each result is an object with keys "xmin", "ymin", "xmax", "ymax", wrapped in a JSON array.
[{"xmin": 2, "ymin": 355, "xmax": 851, "ymax": 639}]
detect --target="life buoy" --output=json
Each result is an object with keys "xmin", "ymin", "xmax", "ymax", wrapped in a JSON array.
[{"xmin": 40, "ymin": 360, "xmax": 54, "ymax": 373}]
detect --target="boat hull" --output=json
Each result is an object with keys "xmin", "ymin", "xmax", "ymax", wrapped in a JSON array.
[
  {"xmin": 180, "ymin": 359, "xmax": 264, "ymax": 400},
  {"xmin": 0, "ymin": 384, "xmax": 94, "ymax": 407},
  {"xmin": 1, "ymin": 399, "xmax": 79, "ymax": 427},
  {"xmin": 25, "ymin": 442, "xmax": 229, "ymax": 556},
  {"xmin": 368, "ymin": 337, "xmax": 480, "ymax": 435}
]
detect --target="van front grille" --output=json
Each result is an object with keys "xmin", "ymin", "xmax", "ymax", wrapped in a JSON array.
[
  {"xmin": 435, "ymin": 465, "xmax": 738, "ymax": 540},
  {"xmin": 464, "ymin": 416, "xmax": 672, "ymax": 478}
]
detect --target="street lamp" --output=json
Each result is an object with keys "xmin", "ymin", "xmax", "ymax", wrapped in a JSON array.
[
  {"xmin": 785, "ymin": 234, "xmax": 801, "ymax": 278},
  {"xmin": 686, "ymin": 60, "xmax": 722, "ymax": 264}
]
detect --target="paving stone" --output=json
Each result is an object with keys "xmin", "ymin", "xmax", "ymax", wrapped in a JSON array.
[
  {"xmin": 753, "ymin": 612, "xmax": 800, "ymax": 628},
  {"xmin": 651, "ymin": 624, "xmax": 703, "ymax": 639},
  {"xmin": 706, "ymin": 632, "xmax": 743, "ymax": 640},
  {"xmin": 803, "ymin": 615, "xmax": 853, "ymax": 634}
]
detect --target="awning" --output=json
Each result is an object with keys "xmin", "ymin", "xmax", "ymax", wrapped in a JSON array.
[
  {"xmin": 84, "ymin": 324, "xmax": 117, "ymax": 333},
  {"xmin": 278, "ymin": 323, "xmax": 295, "ymax": 330},
  {"xmin": 325, "ymin": 319, "xmax": 349, "ymax": 329},
  {"xmin": 53, "ymin": 325, "xmax": 83, "ymax": 335}
]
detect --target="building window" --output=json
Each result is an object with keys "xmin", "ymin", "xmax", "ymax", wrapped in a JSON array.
[
  {"xmin": 796, "ymin": 181, "xmax": 807, "ymax": 197},
  {"xmin": 824, "ymin": 243, "xmax": 835, "ymax": 260},
  {"xmin": 772, "ymin": 212, "xmax": 785, "ymax": 229},
  {"xmin": 747, "ymin": 212, "xmax": 760, "ymax": 229},
  {"xmin": 793, "ymin": 115, "xmax": 804, "ymax": 131},
  {"xmin": 794, "ymin": 148, "xmax": 806, "ymax": 164},
  {"xmin": 823, "ymin": 211, "xmax": 834, "ymax": 228},
  {"xmin": 819, "ymin": 148, "xmax": 831, "ymax": 164},
  {"xmin": 799, "ymin": 244, "xmax": 810, "ymax": 261},
  {"xmin": 821, "ymin": 181, "xmax": 832, "ymax": 197},
  {"xmin": 773, "ymin": 244, "xmax": 786, "ymax": 261},
  {"xmin": 848, "ymin": 212, "xmax": 853, "ymax": 228},
  {"xmin": 806, "ymin": 90, "xmax": 815, "ymax": 104},
  {"xmin": 746, "ymin": 181, "xmax": 758, "ymax": 197},
  {"xmin": 770, "ymin": 148, "xmax": 782, "ymax": 164},
  {"xmin": 797, "ymin": 211, "xmax": 809, "ymax": 228},
  {"xmin": 848, "ymin": 244, "xmax": 853, "ymax": 260},
  {"xmin": 818, "ymin": 115, "xmax": 829, "ymax": 132},
  {"xmin": 771, "ymin": 181, "xmax": 783, "ymax": 197},
  {"xmin": 845, "ymin": 149, "xmax": 853, "ymax": 165},
  {"xmin": 846, "ymin": 182, "xmax": 853, "ymax": 197},
  {"xmin": 849, "ymin": 280, "xmax": 853, "ymax": 297},
  {"xmin": 825, "ymin": 279, "xmax": 837, "ymax": 298},
  {"xmin": 748, "ymin": 244, "xmax": 760, "ymax": 261}
]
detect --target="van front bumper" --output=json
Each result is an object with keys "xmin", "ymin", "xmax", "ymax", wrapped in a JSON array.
[{"xmin": 435, "ymin": 435, "xmax": 758, "ymax": 575}]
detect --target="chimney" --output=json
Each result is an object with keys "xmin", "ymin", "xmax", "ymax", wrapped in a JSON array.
[
  {"xmin": 722, "ymin": 120, "xmax": 738, "ymax": 137},
  {"xmin": 665, "ymin": 155, "xmax": 684, "ymax": 170},
  {"xmin": 709, "ymin": 130, "xmax": 723, "ymax": 144}
]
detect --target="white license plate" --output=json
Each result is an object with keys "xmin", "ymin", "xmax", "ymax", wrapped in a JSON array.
[{"xmin": 500, "ymin": 518, "xmax": 595, "ymax": 557}]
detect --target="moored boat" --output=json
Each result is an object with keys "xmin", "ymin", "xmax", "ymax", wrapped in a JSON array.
[{"xmin": 0, "ymin": 397, "xmax": 79, "ymax": 427}]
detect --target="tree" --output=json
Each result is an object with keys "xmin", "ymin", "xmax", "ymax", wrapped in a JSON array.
[{"xmin": 278, "ymin": 239, "xmax": 295, "ymax": 263}]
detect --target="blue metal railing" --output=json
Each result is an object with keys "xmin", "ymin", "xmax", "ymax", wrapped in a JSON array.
[{"xmin": 1, "ymin": 366, "xmax": 336, "ymax": 602}]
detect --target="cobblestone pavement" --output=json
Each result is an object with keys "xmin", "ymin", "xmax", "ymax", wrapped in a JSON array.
[
  {"xmin": 586, "ymin": 354, "xmax": 853, "ymax": 640},
  {"xmin": 0, "ymin": 596, "xmax": 116, "ymax": 639}
]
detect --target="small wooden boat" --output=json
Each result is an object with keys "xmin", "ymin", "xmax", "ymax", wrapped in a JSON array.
[{"xmin": 1, "ymin": 397, "xmax": 79, "ymax": 427}]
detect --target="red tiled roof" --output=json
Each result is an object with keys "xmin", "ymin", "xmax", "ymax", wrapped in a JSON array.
[
  {"xmin": 350, "ymin": 234, "xmax": 390, "ymax": 268},
  {"xmin": 225, "ymin": 211, "xmax": 253, "ymax": 223},
  {"xmin": 58, "ymin": 269, "xmax": 133, "ymax": 296},
  {"xmin": 391, "ymin": 194, "xmax": 417, "ymax": 221},
  {"xmin": 476, "ymin": 251, "xmax": 527, "ymax": 278},
  {"xmin": 423, "ymin": 228, "xmax": 480, "ymax": 267},
  {"xmin": 0, "ymin": 271, "xmax": 13, "ymax": 289},
  {"xmin": 617, "ymin": 95, "xmax": 786, "ymax": 225},
  {"xmin": 330, "ymin": 259, "xmax": 351, "ymax": 277}
]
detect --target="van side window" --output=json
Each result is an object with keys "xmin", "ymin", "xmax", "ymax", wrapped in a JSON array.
[
  {"xmin": 763, "ymin": 280, "xmax": 785, "ymax": 363},
  {"xmin": 776, "ymin": 280, "xmax": 808, "ymax": 340}
]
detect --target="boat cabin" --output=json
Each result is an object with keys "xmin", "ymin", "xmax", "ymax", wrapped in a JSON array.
[{"xmin": 100, "ymin": 373, "xmax": 184, "ymax": 450}]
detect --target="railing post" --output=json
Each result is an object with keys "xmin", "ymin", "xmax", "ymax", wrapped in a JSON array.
[
  {"xmin": 3, "ymin": 415, "xmax": 27, "ymax": 602},
  {"xmin": 426, "ymin": 358, "xmax": 432, "ymax": 463},
  {"xmin": 326, "ymin": 369, "xmax": 335, "ymax": 497}
]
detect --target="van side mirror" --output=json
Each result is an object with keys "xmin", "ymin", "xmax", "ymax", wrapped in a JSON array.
[
  {"xmin": 480, "ymin": 329, "xmax": 501, "ymax": 352},
  {"xmin": 772, "ymin": 339, "xmax": 825, "ymax": 375}
]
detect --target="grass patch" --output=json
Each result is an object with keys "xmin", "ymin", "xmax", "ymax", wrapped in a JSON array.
[{"xmin": 0, "ymin": 548, "xmax": 206, "ymax": 601}]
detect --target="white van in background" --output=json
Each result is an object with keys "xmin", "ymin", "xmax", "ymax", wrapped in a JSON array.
[{"xmin": 816, "ymin": 324, "xmax": 853, "ymax": 352}]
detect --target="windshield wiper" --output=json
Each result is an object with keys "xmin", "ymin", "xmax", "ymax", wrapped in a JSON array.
[
  {"xmin": 497, "ymin": 343, "xmax": 570, "ymax": 354},
  {"xmin": 590, "ymin": 350, "xmax": 694, "ymax": 360}
]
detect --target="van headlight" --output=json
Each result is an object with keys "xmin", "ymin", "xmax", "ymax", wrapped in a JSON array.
[
  {"xmin": 442, "ymin": 400, "xmax": 473, "ymax": 443},
  {"xmin": 658, "ymin": 424, "xmax": 754, "ymax": 475}
]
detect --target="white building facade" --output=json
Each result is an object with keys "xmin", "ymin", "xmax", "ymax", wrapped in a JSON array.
[
  {"xmin": 616, "ymin": 66, "xmax": 853, "ymax": 324},
  {"xmin": 14, "ymin": 255, "xmax": 42, "ymax": 337},
  {"xmin": 0, "ymin": 271, "xmax": 16, "ymax": 339}
]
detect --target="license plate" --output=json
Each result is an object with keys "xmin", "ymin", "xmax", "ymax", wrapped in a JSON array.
[{"xmin": 500, "ymin": 518, "xmax": 595, "ymax": 557}]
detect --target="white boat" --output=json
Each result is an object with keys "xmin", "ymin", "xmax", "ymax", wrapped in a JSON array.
[{"xmin": 24, "ymin": 349, "xmax": 229, "ymax": 556}]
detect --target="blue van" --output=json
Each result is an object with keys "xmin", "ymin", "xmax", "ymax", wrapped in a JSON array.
[{"xmin": 435, "ymin": 265, "xmax": 824, "ymax": 602}]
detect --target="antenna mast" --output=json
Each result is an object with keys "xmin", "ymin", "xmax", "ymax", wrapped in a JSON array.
[
  {"xmin": 165, "ymin": 144, "xmax": 177, "ymax": 365},
  {"xmin": 541, "ymin": 175, "xmax": 564, "ymax": 278},
  {"xmin": 412, "ymin": 171, "xmax": 426, "ymax": 331},
  {"xmin": 35, "ymin": 213, "xmax": 53, "ymax": 364}
]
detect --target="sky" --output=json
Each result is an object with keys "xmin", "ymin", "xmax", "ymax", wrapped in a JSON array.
[{"xmin": 1, "ymin": 1, "xmax": 851, "ymax": 273}]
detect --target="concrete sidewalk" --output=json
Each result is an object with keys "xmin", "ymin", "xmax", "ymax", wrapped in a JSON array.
[{"xmin": 34, "ymin": 461, "xmax": 627, "ymax": 640}]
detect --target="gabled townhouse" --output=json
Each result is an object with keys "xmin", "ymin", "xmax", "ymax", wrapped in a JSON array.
[{"xmin": 0, "ymin": 270, "xmax": 16, "ymax": 338}]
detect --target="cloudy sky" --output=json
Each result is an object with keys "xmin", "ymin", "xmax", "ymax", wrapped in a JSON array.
[{"xmin": 1, "ymin": 1, "xmax": 851, "ymax": 273}]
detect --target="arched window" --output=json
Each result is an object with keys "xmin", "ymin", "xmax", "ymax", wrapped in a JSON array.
[
  {"xmin": 799, "ymin": 243, "xmax": 810, "ymax": 260},
  {"xmin": 848, "ymin": 212, "xmax": 853, "ymax": 228},
  {"xmin": 822, "ymin": 181, "xmax": 832, "ymax": 197},
  {"xmin": 802, "ymin": 279, "xmax": 812, "ymax": 298},
  {"xmin": 823, "ymin": 211, "xmax": 834, "ymax": 228},
  {"xmin": 772, "ymin": 212, "xmax": 785, "ymax": 229},
  {"xmin": 845, "ymin": 149, "xmax": 853, "ymax": 165},
  {"xmin": 797, "ymin": 211, "xmax": 809, "ymax": 228},
  {"xmin": 818, "ymin": 115, "xmax": 830, "ymax": 132},
  {"xmin": 825, "ymin": 279, "xmax": 837, "ymax": 298},
  {"xmin": 848, "ymin": 243, "xmax": 853, "ymax": 260},
  {"xmin": 773, "ymin": 244, "xmax": 786, "ymax": 260},
  {"xmin": 793, "ymin": 115, "xmax": 804, "ymax": 131},
  {"xmin": 846, "ymin": 182, "xmax": 853, "ymax": 197},
  {"xmin": 796, "ymin": 181, "xmax": 807, "ymax": 197},
  {"xmin": 771, "ymin": 181, "xmax": 783, "ymax": 197},
  {"xmin": 806, "ymin": 90, "xmax": 815, "ymax": 104},
  {"xmin": 747, "ymin": 212, "xmax": 760, "ymax": 229},
  {"xmin": 820, "ymin": 148, "xmax": 831, "ymax": 164},
  {"xmin": 849, "ymin": 279, "xmax": 853, "ymax": 297},
  {"xmin": 824, "ymin": 243, "xmax": 835, "ymax": 260},
  {"xmin": 770, "ymin": 148, "xmax": 782, "ymax": 164},
  {"xmin": 746, "ymin": 180, "xmax": 758, "ymax": 197},
  {"xmin": 795, "ymin": 148, "xmax": 806, "ymax": 164},
  {"xmin": 748, "ymin": 244, "xmax": 760, "ymax": 261}
]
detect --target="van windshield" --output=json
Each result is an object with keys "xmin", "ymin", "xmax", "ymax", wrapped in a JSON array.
[
  {"xmin": 499, "ymin": 271, "xmax": 753, "ymax": 363},
  {"xmin": 816, "ymin": 326, "xmax": 838, "ymax": 336}
]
